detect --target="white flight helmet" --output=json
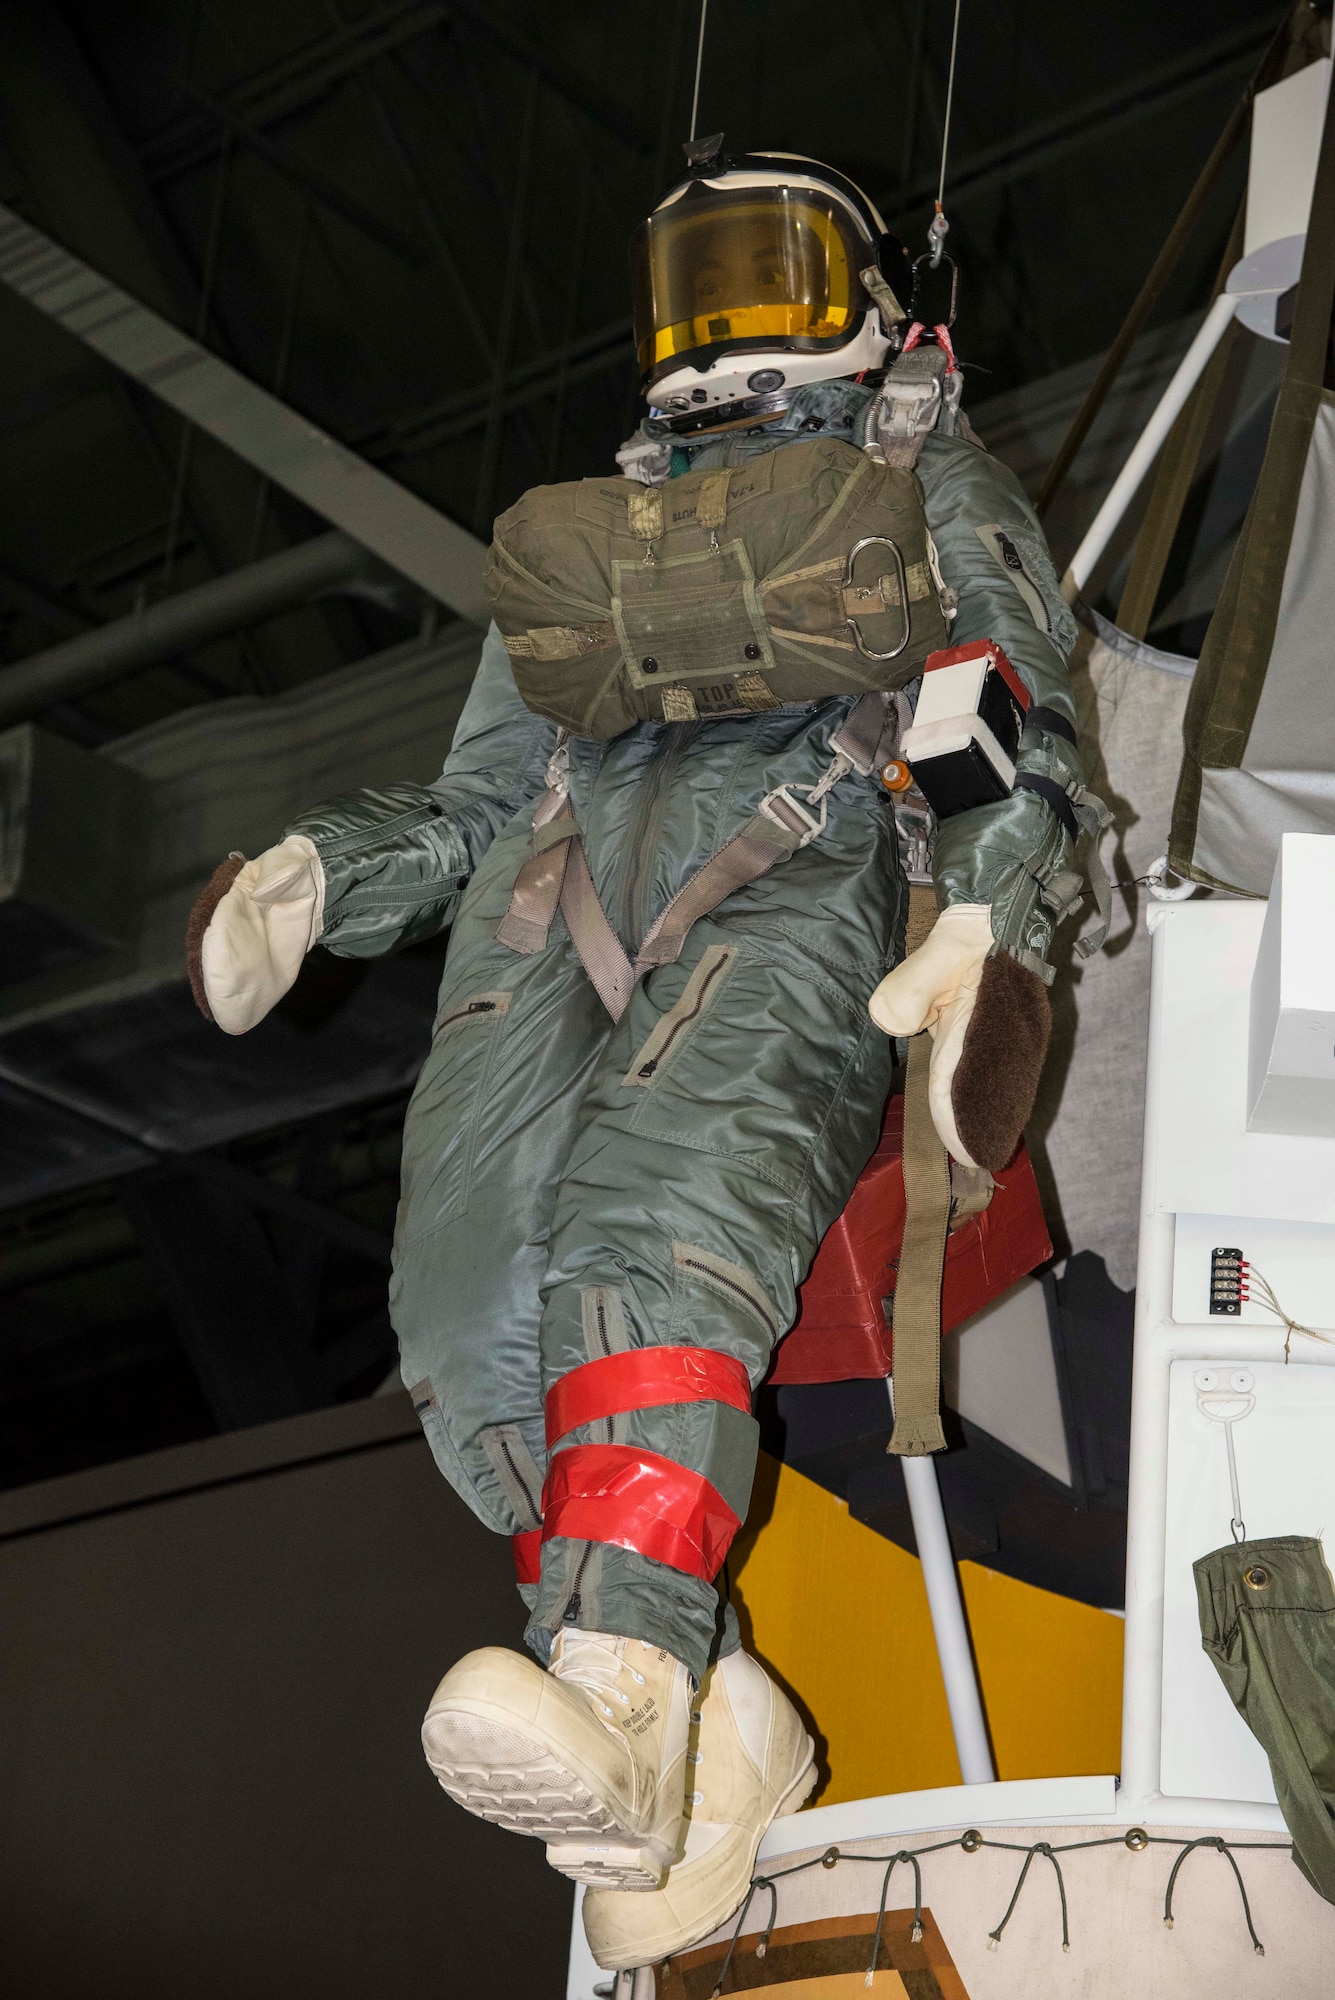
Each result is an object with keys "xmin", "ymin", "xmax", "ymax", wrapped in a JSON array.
[{"xmin": 631, "ymin": 138, "xmax": 913, "ymax": 435}]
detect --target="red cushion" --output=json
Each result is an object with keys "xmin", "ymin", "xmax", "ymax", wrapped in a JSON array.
[{"xmin": 771, "ymin": 1094, "xmax": 1052, "ymax": 1385}]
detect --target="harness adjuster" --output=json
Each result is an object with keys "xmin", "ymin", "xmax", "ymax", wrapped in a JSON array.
[
  {"xmin": 758, "ymin": 783, "xmax": 828, "ymax": 846},
  {"xmin": 757, "ymin": 749, "xmax": 855, "ymax": 848}
]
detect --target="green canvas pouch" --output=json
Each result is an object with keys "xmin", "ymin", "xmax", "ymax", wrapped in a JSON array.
[
  {"xmin": 484, "ymin": 436, "xmax": 949, "ymax": 739},
  {"xmin": 1195, "ymin": 1534, "xmax": 1335, "ymax": 1903}
]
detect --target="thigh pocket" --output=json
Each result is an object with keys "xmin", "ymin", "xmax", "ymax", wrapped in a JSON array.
[
  {"xmin": 621, "ymin": 944, "xmax": 736, "ymax": 1089},
  {"xmin": 398, "ymin": 989, "xmax": 512, "ymax": 1243},
  {"xmin": 626, "ymin": 945, "xmax": 866, "ymax": 1197}
]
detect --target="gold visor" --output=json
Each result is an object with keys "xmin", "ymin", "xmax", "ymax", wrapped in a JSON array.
[{"xmin": 631, "ymin": 186, "xmax": 866, "ymax": 383}]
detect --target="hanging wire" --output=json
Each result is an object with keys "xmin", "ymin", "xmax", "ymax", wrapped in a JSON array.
[
  {"xmin": 688, "ymin": 0, "xmax": 710, "ymax": 143},
  {"xmin": 1247, "ymin": 1263, "xmax": 1330, "ymax": 1362},
  {"xmin": 1223, "ymin": 1417, "xmax": 1247, "ymax": 1542},
  {"xmin": 928, "ymin": 0, "xmax": 963, "ymax": 266}
]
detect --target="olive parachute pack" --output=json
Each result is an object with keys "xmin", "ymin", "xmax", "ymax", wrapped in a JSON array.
[{"xmin": 483, "ymin": 432, "xmax": 952, "ymax": 741}]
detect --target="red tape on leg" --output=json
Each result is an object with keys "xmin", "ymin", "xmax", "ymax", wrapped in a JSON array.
[
  {"xmin": 541, "ymin": 1444, "xmax": 740, "ymax": 1581},
  {"xmin": 545, "ymin": 1346, "xmax": 752, "ymax": 1448},
  {"xmin": 512, "ymin": 1529, "xmax": 542, "ymax": 1586}
]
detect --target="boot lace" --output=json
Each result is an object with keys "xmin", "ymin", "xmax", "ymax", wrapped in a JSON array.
[{"xmin": 552, "ymin": 1631, "xmax": 648, "ymax": 1718}]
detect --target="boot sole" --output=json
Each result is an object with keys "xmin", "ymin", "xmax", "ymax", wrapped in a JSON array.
[{"xmin": 425, "ymin": 1711, "xmax": 669, "ymax": 1890}]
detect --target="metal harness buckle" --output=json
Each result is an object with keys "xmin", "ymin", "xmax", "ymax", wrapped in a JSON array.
[
  {"xmin": 758, "ymin": 783, "xmax": 827, "ymax": 847},
  {"xmin": 757, "ymin": 752, "xmax": 855, "ymax": 849}
]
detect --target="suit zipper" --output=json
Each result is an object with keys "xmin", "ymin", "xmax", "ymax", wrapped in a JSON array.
[
  {"xmin": 674, "ymin": 1253, "xmax": 779, "ymax": 1339},
  {"xmin": 434, "ymin": 998, "xmax": 497, "ymax": 1035},
  {"xmin": 635, "ymin": 954, "xmax": 731, "ymax": 1080},
  {"xmin": 499, "ymin": 1436, "xmax": 541, "ymax": 1526}
]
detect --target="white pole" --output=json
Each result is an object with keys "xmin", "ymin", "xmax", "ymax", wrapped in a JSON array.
[
  {"xmin": 1062, "ymin": 291, "xmax": 1239, "ymax": 602},
  {"xmin": 1118, "ymin": 907, "xmax": 1177, "ymax": 1809},
  {"xmin": 888, "ymin": 1382, "xmax": 996, "ymax": 1784}
]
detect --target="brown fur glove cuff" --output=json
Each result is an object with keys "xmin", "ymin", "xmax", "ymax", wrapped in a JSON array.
[
  {"xmin": 185, "ymin": 854, "xmax": 245, "ymax": 1022},
  {"xmin": 951, "ymin": 950, "xmax": 1051, "ymax": 1172}
]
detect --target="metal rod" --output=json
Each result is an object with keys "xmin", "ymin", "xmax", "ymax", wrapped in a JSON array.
[
  {"xmin": 887, "ymin": 1381, "xmax": 995, "ymax": 1785},
  {"xmin": 1062, "ymin": 292, "xmax": 1239, "ymax": 599}
]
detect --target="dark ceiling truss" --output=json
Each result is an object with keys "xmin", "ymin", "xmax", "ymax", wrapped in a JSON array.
[
  {"xmin": 361, "ymin": 317, "xmax": 635, "ymax": 463},
  {"xmin": 177, "ymin": 83, "xmax": 429, "ymax": 269},
  {"xmin": 2, "ymin": 1089, "xmax": 405, "ymax": 1452},
  {"xmin": 0, "ymin": 4, "xmax": 360, "ymax": 713},
  {"xmin": 140, "ymin": 0, "xmax": 651, "ymax": 191}
]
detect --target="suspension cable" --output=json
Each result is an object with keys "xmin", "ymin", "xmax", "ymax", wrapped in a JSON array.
[
  {"xmin": 929, "ymin": 0, "xmax": 963, "ymax": 266},
  {"xmin": 689, "ymin": 0, "xmax": 710, "ymax": 143}
]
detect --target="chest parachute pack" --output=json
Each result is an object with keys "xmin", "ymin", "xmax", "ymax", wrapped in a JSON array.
[{"xmin": 484, "ymin": 435, "xmax": 950, "ymax": 740}]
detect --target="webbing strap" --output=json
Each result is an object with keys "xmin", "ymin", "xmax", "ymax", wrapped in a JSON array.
[
  {"xmin": 888, "ymin": 882, "xmax": 950, "ymax": 1457},
  {"xmin": 499, "ymin": 692, "xmax": 895, "ymax": 1011},
  {"xmin": 1014, "ymin": 771, "xmax": 1080, "ymax": 842},
  {"xmin": 636, "ymin": 820, "xmax": 796, "ymax": 970},
  {"xmin": 495, "ymin": 798, "xmax": 574, "ymax": 955},
  {"xmin": 560, "ymin": 840, "xmax": 636, "ymax": 1016},
  {"xmin": 513, "ymin": 1529, "xmax": 542, "ymax": 1586},
  {"xmin": 545, "ymin": 1346, "xmax": 752, "ymax": 1448},
  {"xmin": 832, "ymin": 687, "xmax": 897, "ymax": 774},
  {"xmin": 542, "ymin": 1444, "xmax": 740, "ymax": 1581}
]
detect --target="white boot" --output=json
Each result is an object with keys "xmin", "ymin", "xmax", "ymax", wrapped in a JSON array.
[
  {"xmin": 421, "ymin": 1629, "xmax": 692, "ymax": 1890},
  {"xmin": 581, "ymin": 1648, "xmax": 816, "ymax": 1970}
]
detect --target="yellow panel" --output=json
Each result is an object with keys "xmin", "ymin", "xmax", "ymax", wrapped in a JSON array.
[
  {"xmin": 729, "ymin": 1455, "xmax": 1122, "ymax": 1807},
  {"xmin": 742, "ymin": 1975, "xmax": 909, "ymax": 1997}
]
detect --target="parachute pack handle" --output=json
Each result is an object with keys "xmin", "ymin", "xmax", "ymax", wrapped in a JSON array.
[{"xmin": 845, "ymin": 535, "xmax": 911, "ymax": 661}]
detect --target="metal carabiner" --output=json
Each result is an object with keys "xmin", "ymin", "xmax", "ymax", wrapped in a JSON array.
[
  {"xmin": 908, "ymin": 250, "xmax": 959, "ymax": 329},
  {"xmin": 844, "ymin": 535, "xmax": 911, "ymax": 662}
]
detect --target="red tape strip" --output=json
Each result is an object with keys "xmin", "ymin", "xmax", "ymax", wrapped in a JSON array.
[
  {"xmin": 541, "ymin": 1444, "xmax": 740, "ymax": 1582},
  {"xmin": 512, "ymin": 1529, "xmax": 542, "ymax": 1586},
  {"xmin": 545, "ymin": 1346, "xmax": 752, "ymax": 1448}
]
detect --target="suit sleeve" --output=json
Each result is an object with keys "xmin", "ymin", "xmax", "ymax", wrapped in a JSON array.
[
  {"xmin": 285, "ymin": 623, "xmax": 556, "ymax": 958},
  {"xmin": 917, "ymin": 435, "xmax": 1089, "ymax": 977}
]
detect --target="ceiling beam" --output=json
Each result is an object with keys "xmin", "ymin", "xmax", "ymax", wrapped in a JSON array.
[
  {"xmin": 0, "ymin": 3, "xmax": 305, "ymax": 679},
  {"xmin": 143, "ymin": 1, "xmax": 455, "ymax": 182},
  {"xmin": 0, "ymin": 205, "xmax": 488, "ymax": 623},
  {"xmin": 141, "ymin": 0, "xmax": 649, "ymax": 188}
]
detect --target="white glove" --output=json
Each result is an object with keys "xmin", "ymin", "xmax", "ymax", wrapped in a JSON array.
[
  {"xmin": 868, "ymin": 904, "xmax": 993, "ymax": 1167},
  {"xmin": 187, "ymin": 835, "xmax": 325, "ymax": 1035}
]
